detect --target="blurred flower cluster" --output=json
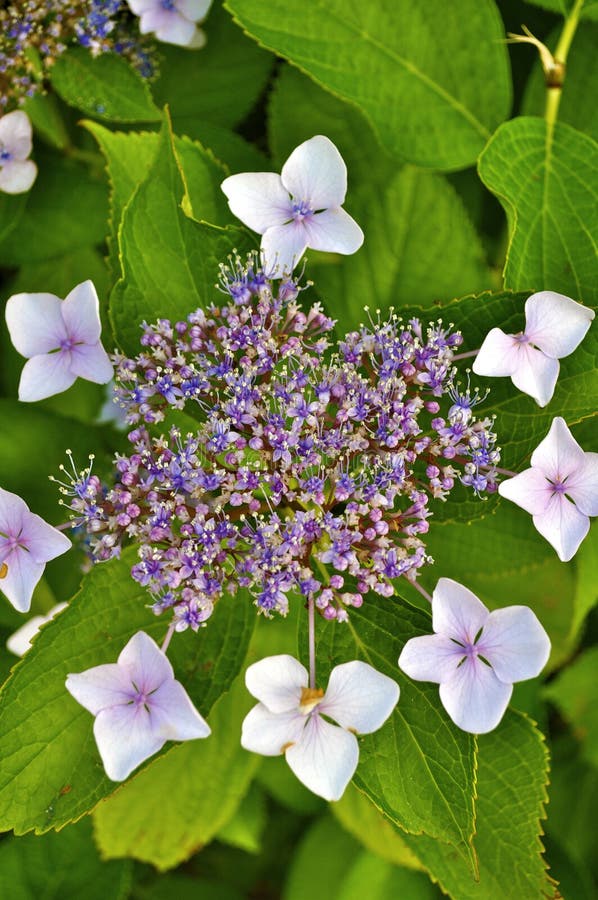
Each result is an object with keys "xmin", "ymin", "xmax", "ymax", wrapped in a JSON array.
[
  {"xmin": 59, "ymin": 254, "xmax": 500, "ymax": 631},
  {"xmin": 0, "ymin": 0, "xmax": 155, "ymax": 109}
]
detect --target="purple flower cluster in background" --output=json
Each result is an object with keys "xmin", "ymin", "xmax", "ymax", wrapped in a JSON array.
[{"xmin": 59, "ymin": 254, "xmax": 500, "ymax": 630}]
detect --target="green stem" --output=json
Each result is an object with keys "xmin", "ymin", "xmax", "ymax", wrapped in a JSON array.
[{"xmin": 545, "ymin": 0, "xmax": 585, "ymax": 129}]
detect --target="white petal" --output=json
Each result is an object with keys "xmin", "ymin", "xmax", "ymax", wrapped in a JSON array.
[
  {"xmin": 154, "ymin": 13, "xmax": 198, "ymax": 46},
  {"xmin": 0, "ymin": 549, "xmax": 44, "ymax": 613},
  {"xmin": 221, "ymin": 172, "xmax": 292, "ymax": 234},
  {"xmin": 439, "ymin": 657, "xmax": 513, "ymax": 734},
  {"xmin": 177, "ymin": 0, "xmax": 212, "ymax": 20},
  {"xmin": 149, "ymin": 679, "xmax": 211, "ymax": 740},
  {"xmin": 524, "ymin": 291, "xmax": 595, "ymax": 359},
  {"xmin": 533, "ymin": 493, "xmax": 590, "ymax": 562},
  {"xmin": 302, "ymin": 207, "xmax": 364, "ymax": 254},
  {"xmin": 6, "ymin": 603, "xmax": 68, "ymax": 656},
  {"xmin": 65, "ymin": 663, "xmax": 132, "ymax": 715},
  {"xmin": 286, "ymin": 714, "xmax": 359, "ymax": 801},
  {"xmin": 566, "ymin": 452, "xmax": 598, "ymax": 516},
  {"xmin": 0, "ymin": 160, "xmax": 37, "ymax": 194},
  {"xmin": 530, "ymin": 417, "xmax": 586, "ymax": 482},
  {"xmin": 318, "ymin": 660, "xmax": 399, "ymax": 733},
  {"xmin": 0, "ymin": 486, "xmax": 29, "ymax": 534},
  {"xmin": 509, "ymin": 344, "xmax": 559, "ymax": 407},
  {"xmin": 20, "ymin": 511, "xmax": 71, "ymax": 564},
  {"xmin": 498, "ymin": 467, "xmax": 553, "ymax": 515},
  {"xmin": 126, "ymin": 0, "xmax": 155, "ymax": 13},
  {"xmin": 399, "ymin": 634, "xmax": 466, "ymax": 684},
  {"xmin": 69, "ymin": 343, "xmax": 113, "ymax": 384},
  {"xmin": 93, "ymin": 704, "xmax": 165, "ymax": 781},
  {"xmin": 0, "ymin": 110, "xmax": 33, "ymax": 159},
  {"xmin": 281, "ymin": 136, "xmax": 347, "ymax": 210},
  {"xmin": 472, "ymin": 329, "xmax": 520, "ymax": 377},
  {"xmin": 244, "ymin": 654, "xmax": 307, "ymax": 712},
  {"xmin": 5, "ymin": 292, "xmax": 66, "ymax": 357},
  {"xmin": 479, "ymin": 606, "xmax": 551, "ymax": 683},
  {"xmin": 18, "ymin": 352, "xmax": 77, "ymax": 402},
  {"xmin": 241, "ymin": 703, "xmax": 306, "ymax": 755},
  {"xmin": 62, "ymin": 281, "xmax": 102, "ymax": 344},
  {"xmin": 260, "ymin": 222, "xmax": 308, "ymax": 278},
  {"xmin": 185, "ymin": 25, "xmax": 206, "ymax": 47},
  {"xmin": 117, "ymin": 631, "xmax": 174, "ymax": 692},
  {"xmin": 432, "ymin": 578, "xmax": 488, "ymax": 644}
]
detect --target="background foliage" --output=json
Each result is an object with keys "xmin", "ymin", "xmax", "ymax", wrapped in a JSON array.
[{"xmin": 0, "ymin": 1, "xmax": 596, "ymax": 898}]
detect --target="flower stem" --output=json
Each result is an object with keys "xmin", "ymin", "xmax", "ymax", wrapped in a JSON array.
[
  {"xmin": 53, "ymin": 521, "xmax": 72, "ymax": 532},
  {"xmin": 410, "ymin": 579, "xmax": 433, "ymax": 604},
  {"xmin": 161, "ymin": 622, "xmax": 175, "ymax": 654},
  {"xmin": 452, "ymin": 350, "xmax": 479, "ymax": 362},
  {"xmin": 545, "ymin": 0, "xmax": 585, "ymax": 130},
  {"xmin": 493, "ymin": 466, "xmax": 518, "ymax": 478},
  {"xmin": 308, "ymin": 594, "xmax": 316, "ymax": 689}
]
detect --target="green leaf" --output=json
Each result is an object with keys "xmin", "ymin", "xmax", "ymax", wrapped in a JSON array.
[
  {"xmin": 0, "ymin": 549, "xmax": 255, "ymax": 835},
  {"xmin": 337, "ymin": 852, "xmax": 440, "ymax": 900},
  {"xmin": 332, "ymin": 784, "xmax": 424, "ymax": 870},
  {"xmin": 225, "ymin": 0, "xmax": 512, "ymax": 170},
  {"xmin": 0, "ymin": 192, "xmax": 27, "ymax": 243},
  {"xmin": 522, "ymin": 0, "xmax": 598, "ymax": 18},
  {"xmin": 254, "ymin": 756, "xmax": 324, "ymax": 815},
  {"xmin": 478, "ymin": 117, "xmax": 598, "ymax": 304},
  {"xmin": 23, "ymin": 93, "xmax": 70, "ymax": 150},
  {"xmin": 171, "ymin": 120, "xmax": 270, "ymax": 173},
  {"xmin": 306, "ymin": 595, "xmax": 477, "ymax": 871},
  {"xmin": 399, "ymin": 712, "xmax": 552, "ymax": 900},
  {"xmin": 571, "ymin": 525, "xmax": 598, "ymax": 639},
  {"xmin": 521, "ymin": 23, "xmax": 598, "ymax": 143},
  {"xmin": 0, "ymin": 817, "xmax": 132, "ymax": 900},
  {"xmin": 312, "ymin": 167, "xmax": 491, "ymax": 328},
  {"xmin": 153, "ymin": 2, "xmax": 273, "ymax": 130},
  {"xmin": 135, "ymin": 874, "xmax": 244, "ymax": 900},
  {"xmin": 284, "ymin": 815, "xmax": 362, "ymax": 900},
  {"xmin": 109, "ymin": 116, "xmax": 253, "ymax": 354},
  {"xmin": 0, "ymin": 148, "xmax": 108, "ymax": 265},
  {"xmin": 268, "ymin": 64, "xmax": 394, "ymax": 186},
  {"xmin": 92, "ymin": 675, "xmax": 259, "ymax": 870},
  {"xmin": 420, "ymin": 503, "xmax": 577, "ymax": 670},
  {"xmin": 50, "ymin": 48, "xmax": 161, "ymax": 122},
  {"xmin": 544, "ymin": 647, "xmax": 598, "ymax": 767},
  {"xmin": 217, "ymin": 783, "xmax": 267, "ymax": 854}
]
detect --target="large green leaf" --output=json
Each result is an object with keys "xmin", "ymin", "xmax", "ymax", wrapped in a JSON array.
[
  {"xmin": 337, "ymin": 852, "xmax": 440, "ymax": 900},
  {"xmin": 153, "ymin": 2, "xmax": 273, "ymax": 131},
  {"xmin": 92, "ymin": 676, "xmax": 259, "ymax": 870},
  {"xmin": 267, "ymin": 64, "xmax": 395, "ymax": 186},
  {"xmin": 478, "ymin": 117, "xmax": 598, "ymax": 304},
  {"xmin": 0, "ymin": 192, "xmax": 27, "ymax": 243},
  {"xmin": 305, "ymin": 595, "xmax": 478, "ymax": 872},
  {"xmin": 544, "ymin": 648, "xmax": 598, "ymax": 768},
  {"xmin": 0, "ymin": 550, "xmax": 255, "ymax": 834},
  {"xmin": 521, "ymin": 23, "xmax": 598, "ymax": 143},
  {"xmin": 50, "ymin": 48, "xmax": 161, "ymax": 122},
  {"xmin": 0, "ymin": 817, "xmax": 131, "ymax": 900},
  {"xmin": 109, "ymin": 117, "xmax": 253, "ymax": 354},
  {"xmin": 312, "ymin": 168, "xmax": 491, "ymax": 327},
  {"xmin": 0, "ymin": 148, "xmax": 108, "ymax": 265},
  {"xmin": 225, "ymin": 0, "xmax": 512, "ymax": 170},
  {"xmin": 399, "ymin": 712, "xmax": 553, "ymax": 900}
]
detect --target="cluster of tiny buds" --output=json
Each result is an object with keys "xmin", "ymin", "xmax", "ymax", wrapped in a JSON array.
[
  {"xmin": 0, "ymin": 1, "xmax": 155, "ymax": 109},
  {"xmin": 55, "ymin": 253, "xmax": 500, "ymax": 631}
]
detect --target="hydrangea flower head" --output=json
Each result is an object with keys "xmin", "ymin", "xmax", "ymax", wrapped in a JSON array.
[
  {"xmin": 127, "ymin": 0, "xmax": 212, "ymax": 47},
  {"xmin": 0, "ymin": 487, "xmax": 71, "ymax": 613},
  {"xmin": 472, "ymin": 291, "xmax": 594, "ymax": 407},
  {"xmin": 0, "ymin": 111, "xmax": 37, "ymax": 194},
  {"xmin": 398, "ymin": 578, "xmax": 551, "ymax": 733},
  {"xmin": 499, "ymin": 417, "xmax": 598, "ymax": 562},
  {"xmin": 241, "ymin": 654, "xmax": 399, "ymax": 800},
  {"xmin": 59, "ymin": 255, "xmax": 501, "ymax": 631},
  {"xmin": 66, "ymin": 630, "xmax": 210, "ymax": 781},
  {"xmin": 5, "ymin": 280, "xmax": 113, "ymax": 402},
  {"xmin": 221, "ymin": 136, "xmax": 364, "ymax": 277}
]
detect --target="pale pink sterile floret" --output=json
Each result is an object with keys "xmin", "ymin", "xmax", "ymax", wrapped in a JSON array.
[
  {"xmin": 398, "ymin": 578, "xmax": 550, "ymax": 734},
  {"xmin": 221, "ymin": 135, "xmax": 364, "ymax": 278},
  {"xmin": 66, "ymin": 630, "xmax": 211, "ymax": 781},
  {"xmin": 472, "ymin": 291, "xmax": 595, "ymax": 407},
  {"xmin": 0, "ymin": 487, "xmax": 71, "ymax": 613},
  {"xmin": 5, "ymin": 280, "xmax": 114, "ymax": 402},
  {"xmin": 0, "ymin": 110, "xmax": 37, "ymax": 195},
  {"xmin": 127, "ymin": 0, "xmax": 212, "ymax": 47},
  {"xmin": 241, "ymin": 654, "xmax": 399, "ymax": 801},
  {"xmin": 499, "ymin": 417, "xmax": 598, "ymax": 562}
]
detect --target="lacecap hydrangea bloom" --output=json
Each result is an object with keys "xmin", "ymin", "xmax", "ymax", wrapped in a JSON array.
[{"xmin": 59, "ymin": 253, "xmax": 501, "ymax": 631}]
